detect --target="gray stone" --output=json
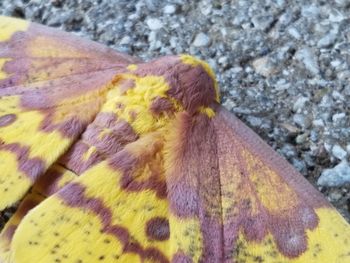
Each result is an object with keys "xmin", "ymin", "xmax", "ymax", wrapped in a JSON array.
[
  {"xmin": 329, "ymin": 9, "xmax": 345, "ymax": 22},
  {"xmin": 295, "ymin": 48, "xmax": 320, "ymax": 75},
  {"xmin": 335, "ymin": 0, "xmax": 349, "ymax": 7},
  {"xmin": 252, "ymin": 56, "xmax": 276, "ymax": 77},
  {"xmin": 312, "ymin": 119, "xmax": 324, "ymax": 127},
  {"xmin": 251, "ymin": 15, "xmax": 274, "ymax": 31},
  {"xmin": 318, "ymin": 160, "xmax": 350, "ymax": 187},
  {"xmin": 292, "ymin": 158, "xmax": 307, "ymax": 173},
  {"xmin": 293, "ymin": 114, "xmax": 311, "ymax": 129},
  {"xmin": 317, "ymin": 30, "xmax": 338, "ymax": 48},
  {"xmin": 199, "ymin": 2, "xmax": 212, "ymax": 16},
  {"xmin": 296, "ymin": 133, "xmax": 308, "ymax": 144},
  {"xmin": 288, "ymin": 27, "xmax": 301, "ymax": 40},
  {"xmin": 337, "ymin": 70, "xmax": 350, "ymax": 80},
  {"xmin": 280, "ymin": 144, "xmax": 297, "ymax": 158},
  {"xmin": 301, "ymin": 5, "xmax": 320, "ymax": 18},
  {"xmin": 145, "ymin": 0, "xmax": 161, "ymax": 12},
  {"xmin": 246, "ymin": 116, "xmax": 262, "ymax": 127},
  {"xmin": 329, "ymin": 191, "xmax": 343, "ymax": 201},
  {"xmin": 293, "ymin": 97, "xmax": 309, "ymax": 112},
  {"xmin": 120, "ymin": 36, "xmax": 131, "ymax": 45}
]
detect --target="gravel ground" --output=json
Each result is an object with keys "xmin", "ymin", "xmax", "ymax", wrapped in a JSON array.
[{"xmin": 0, "ymin": 0, "xmax": 349, "ymax": 223}]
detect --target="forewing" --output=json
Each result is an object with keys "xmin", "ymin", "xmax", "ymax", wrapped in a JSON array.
[
  {"xmin": 214, "ymin": 106, "xmax": 350, "ymax": 262},
  {"xmin": 0, "ymin": 16, "xmax": 138, "ymax": 209},
  {"xmin": 165, "ymin": 106, "xmax": 350, "ymax": 262}
]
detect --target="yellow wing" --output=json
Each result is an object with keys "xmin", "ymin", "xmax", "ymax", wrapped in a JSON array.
[
  {"xmin": 0, "ymin": 15, "xmax": 138, "ymax": 210},
  {"xmin": 10, "ymin": 133, "xmax": 170, "ymax": 263}
]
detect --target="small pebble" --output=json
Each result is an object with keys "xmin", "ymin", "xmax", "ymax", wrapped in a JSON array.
[
  {"xmin": 192, "ymin": 32, "xmax": 210, "ymax": 47},
  {"xmin": 318, "ymin": 160, "xmax": 350, "ymax": 187},
  {"xmin": 163, "ymin": 5, "xmax": 176, "ymax": 15},
  {"xmin": 332, "ymin": 145, "xmax": 347, "ymax": 160},
  {"xmin": 146, "ymin": 18, "xmax": 163, "ymax": 31}
]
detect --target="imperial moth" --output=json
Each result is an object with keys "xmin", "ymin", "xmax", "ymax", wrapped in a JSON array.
[{"xmin": 0, "ymin": 15, "xmax": 349, "ymax": 263}]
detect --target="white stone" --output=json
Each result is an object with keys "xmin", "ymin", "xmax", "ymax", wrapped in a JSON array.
[
  {"xmin": 329, "ymin": 9, "xmax": 345, "ymax": 22},
  {"xmin": 193, "ymin": 32, "xmax": 210, "ymax": 47},
  {"xmin": 252, "ymin": 56, "xmax": 276, "ymax": 77},
  {"xmin": 331, "ymin": 60, "xmax": 342, "ymax": 67},
  {"xmin": 332, "ymin": 112, "xmax": 346, "ymax": 122},
  {"xmin": 317, "ymin": 30, "xmax": 337, "ymax": 48},
  {"xmin": 164, "ymin": 5, "xmax": 176, "ymax": 14},
  {"xmin": 293, "ymin": 114, "xmax": 311, "ymax": 129},
  {"xmin": 312, "ymin": 119, "xmax": 324, "ymax": 127},
  {"xmin": 318, "ymin": 160, "xmax": 350, "ymax": 187},
  {"xmin": 288, "ymin": 27, "xmax": 301, "ymax": 39},
  {"xmin": 324, "ymin": 143, "xmax": 333, "ymax": 153},
  {"xmin": 332, "ymin": 145, "xmax": 347, "ymax": 160},
  {"xmin": 120, "ymin": 36, "xmax": 131, "ymax": 45},
  {"xmin": 146, "ymin": 18, "xmax": 163, "ymax": 31}
]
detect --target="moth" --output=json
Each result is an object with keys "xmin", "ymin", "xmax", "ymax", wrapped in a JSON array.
[{"xmin": 0, "ymin": 15, "xmax": 349, "ymax": 263}]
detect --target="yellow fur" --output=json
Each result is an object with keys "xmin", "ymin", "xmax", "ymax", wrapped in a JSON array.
[
  {"xmin": 104, "ymin": 74, "xmax": 181, "ymax": 135},
  {"xmin": 198, "ymin": 106, "xmax": 216, "ymax": 118},
  {"xmin": 127, "ymin": 64, "xmax": 138, "ymax": 71},
  {"xmin": 0, "ymin": 16, "xmax": 28, "ymax": 42}
]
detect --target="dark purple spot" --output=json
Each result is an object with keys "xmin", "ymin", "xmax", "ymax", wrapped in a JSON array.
[
  {"xmin": 146, "ymin": 217, "xmax": 170, "ymax": 241},
  {"xmin": 0, "ymin": 114, "xmax": 16, "ymax": 127}
]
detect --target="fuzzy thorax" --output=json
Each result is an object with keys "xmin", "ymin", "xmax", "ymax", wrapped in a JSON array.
[{"xmin": 103, "ymin": 55, "xmax": 219, "ymax": 135}]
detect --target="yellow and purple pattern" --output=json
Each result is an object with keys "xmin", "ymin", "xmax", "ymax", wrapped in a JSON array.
[{"xmin": 0, "ymin": 16, "xmax": 349, "ymax": 263}]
